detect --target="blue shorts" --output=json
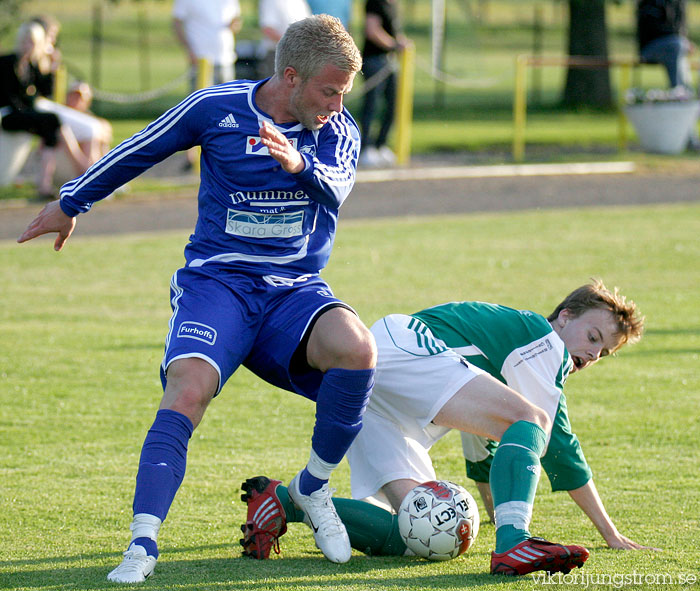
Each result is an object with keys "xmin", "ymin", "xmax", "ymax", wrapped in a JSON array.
[{"xmin": 160, "ymin": 265, "xmax": 353, "ymax": 399}]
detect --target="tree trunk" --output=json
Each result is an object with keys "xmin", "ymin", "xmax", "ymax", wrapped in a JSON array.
[{"xmin": 562, "ymin": 0, "xmax": 613, "ymax": 109}]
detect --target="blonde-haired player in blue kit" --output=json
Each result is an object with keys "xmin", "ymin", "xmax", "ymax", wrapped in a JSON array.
[
  {"xmin": 19, "ymin": 15, "xmax": 375, "ymax": 583},
  {"xmin": 241, "ymin": 280, "xmax": 654, "ymax": 576}
]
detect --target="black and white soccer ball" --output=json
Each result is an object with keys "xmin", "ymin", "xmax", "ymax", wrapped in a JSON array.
[{"xmin": 397, "ymin": 480, "xmax": 480, "ymax": 561}]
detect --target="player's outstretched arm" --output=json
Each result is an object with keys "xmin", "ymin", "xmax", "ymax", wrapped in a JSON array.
[
  {"xmin": 17, "ymin": 200, "xmax": 76, "ymax": 252},
  {"xmin": 568, "ymin": 479, "xmax": 660, "ymax": 551}
]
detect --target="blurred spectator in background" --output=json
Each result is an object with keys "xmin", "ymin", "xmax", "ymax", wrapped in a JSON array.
[
  {"xmin": 173, "ymin": 0, "xmax": 242, "ymax": 170},
  {"xmin": 306, "ymin": 0, "xmax": 353, "ymax": 30},
  {"xmin": 0, "ymin": 21, "xmax": 88, "ymax": 199},
  {"xmin": 30, "ymin": 14, "xmax": 62, "ymax": 78},
  {"xmin": 636, "ymin": 0, "xmax": 694, "ymax": 89},
  {"xmin": 358, "ymin": 0, "xmax": 410, "ymax": 168},
  {"xmin": 29, "ymin": 15, "xmax": 113, "ymax": 169},
  {"xmin": 36, "ymin": 81, "xmax": 112, "ymax": 167},
  {"xmin": 65, "ymin": 82, "xmax": 112, "ymax": 159},
  {"xmin": 636, "ymin": 0, "xmax": 700, "ymax": 150},
  {"xmin": 173, "ymin": 0, "xmax": 242, "ymax": 90},
  {"xmin": 258, "ymin": 0, "xmax": 311, "ymax": 78}
]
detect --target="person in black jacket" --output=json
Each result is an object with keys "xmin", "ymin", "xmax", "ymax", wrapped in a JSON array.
[
  {"xmin": 358, "ymin": 0, "xmax": 411, "ymax": 168},
  {"xmin": 0, "ymin": 21, "xmax": 87, "ymax": 199},
  {"xmin": 636, "ymin": 0, "xmax": 694, "ymax": 89}
]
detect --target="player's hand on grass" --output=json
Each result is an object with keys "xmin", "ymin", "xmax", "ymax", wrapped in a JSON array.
[
  {"xmin": 17, "ymin": 200, "xmax": 76, "ymax": 252},
  {"xmin": 607, "ymin": 532, "xmax": 661, "ymax": 551},
  {"xmin": 259, "ymin": 120, "xmax": 305, "ymax": 174}
]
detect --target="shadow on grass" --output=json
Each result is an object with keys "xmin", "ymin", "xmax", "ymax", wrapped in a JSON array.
[
  {"xmin": 0, "ymin": 543, "xmax": 229, "ymax": 568},
  {"xmin": 3, "ymin": 549, "xmax": 499, "ymax": 590}
]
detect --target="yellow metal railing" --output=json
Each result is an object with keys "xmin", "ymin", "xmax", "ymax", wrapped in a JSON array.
[
  {"xmin": 54, "ymin": 54, "xmax": 417, "ymax": 169},
  {"xmin": 196, "ymin": 57, "xmax": 212, "ymax": 91},
  {"xmin": 190, "ymin": 58, "xmax": 214, "ymax": 173},
  {"xmin": 395, "ymin": 44, "xmax": 416, "ymax": 166},
  {"xmin": 512, "ymin": 55, "xmax": 699, "ymax": 161},
  {"xmin": 54, "ymin": 64, "xmax": 68, "ymax": 105}
]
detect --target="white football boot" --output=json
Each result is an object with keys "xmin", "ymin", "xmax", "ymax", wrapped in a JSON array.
[
  {"xmin": 288, "ymin": 471, "xmax": 351, "ymax": 563},
  {"xmin": 107, "ymin": 543, "xmax": 157, "ymax": 583}
]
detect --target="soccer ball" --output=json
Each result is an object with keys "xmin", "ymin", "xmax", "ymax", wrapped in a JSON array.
[{"xmin": 397, "ymin": 480, "xmax": 480, "ymax": 561}]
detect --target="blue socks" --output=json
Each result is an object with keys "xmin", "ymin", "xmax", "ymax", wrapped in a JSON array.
[
  {"xmin": 131, "ymin": 537, "xmax": 159, "ymax": 559},
  {"xmin": 130, "ymin": 368, "xmax": 373, "ymax": 549},
  {"xmin": 299, "ymin": 367, "xmax": 374, "ymax": 495},
  {"xmin": 132, "ymin": 409, "xmax": 193, "ymax": 554},
  {"xmin": 298, "ymin": 469, "xmax": 328, "ymax": 495}
]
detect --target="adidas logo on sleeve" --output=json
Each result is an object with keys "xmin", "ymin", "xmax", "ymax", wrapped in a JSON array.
[{"xmin": 218, "ymin": 113, "xmax": 239, "ymax": 128}]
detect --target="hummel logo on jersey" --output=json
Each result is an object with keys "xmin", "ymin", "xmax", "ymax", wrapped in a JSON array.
[{"xmin": 218, "ymin": 113, "xmax": 239, "ymax": 128}]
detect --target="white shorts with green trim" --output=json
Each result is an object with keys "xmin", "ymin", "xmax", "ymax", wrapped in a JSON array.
[{"xmin": 347, "ymin": 314, "xmax": 484, "ymax": 500}]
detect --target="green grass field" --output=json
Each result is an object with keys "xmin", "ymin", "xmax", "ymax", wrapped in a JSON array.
[{"xmin": 1, "ymin": 202, "xmax": 698, "ymax": 590}]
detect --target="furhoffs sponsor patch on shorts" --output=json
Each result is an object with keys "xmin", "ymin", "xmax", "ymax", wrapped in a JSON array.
[{"xmin": 177, "ymin": 322, "xmax": 217, "ymax": 345}]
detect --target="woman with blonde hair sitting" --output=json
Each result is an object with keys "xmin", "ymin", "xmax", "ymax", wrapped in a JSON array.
[
  {"xmin": 30, "ymin": 15, "xmax": 113, "ymax": 175},
  {"xmin": 0, "ymin": 21, "xmax": 89, "ymax": 199}
]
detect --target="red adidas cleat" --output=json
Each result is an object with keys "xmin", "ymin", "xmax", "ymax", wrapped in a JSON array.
[
  {"xmin": 240, "ymin": 476, "xmax": 288, "ymax": 559},
  {"xmin": 490, "ymin": 537, "xmax": 589, "ymax": 576}
]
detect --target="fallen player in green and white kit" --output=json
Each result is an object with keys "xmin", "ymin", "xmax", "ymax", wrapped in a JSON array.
[{"xmin": 241, "ymin": 280, "xmax": 651, "ymax": 575}]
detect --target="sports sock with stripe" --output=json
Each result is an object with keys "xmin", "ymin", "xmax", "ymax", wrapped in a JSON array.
[
  {"xmin": 130, "ymin": 409, "xmax": 193, "ymax": 555},
  {"xmin": 299, "ymin": 367, "xmax": 374, "ymax": 495},
  {"xmin": 490, "ymin": 420, "xmax": 547, "ymax": 553}
]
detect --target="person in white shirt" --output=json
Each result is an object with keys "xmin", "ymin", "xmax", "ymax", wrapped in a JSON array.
[
  {"xmin": 258, "ymin": 0, "xmax": 311, "ymax": 78},
  {"xmin": 172, "ymin": 0, "xmax": 242, "ymax": 89}
]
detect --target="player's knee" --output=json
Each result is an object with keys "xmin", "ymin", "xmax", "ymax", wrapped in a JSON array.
[
  {"xmin": 162, "ymin": 390, "xmax": 213, "ymax": 429},
  {"xmin": 336, "ymin": 323, "xmax": 377, "ymax": 369},
  {"xmin": 527, "ymin": 406, "xmax": 551, "ymax": 434},
  {"xmin": 506, "ymin": 401, "xmax": 550, "ymax": 435},
  {"xmin": 352, "ymin": 324, "xmax": 377, "ymax": 366},
  {"xmin": 308, "ymin": 313, "xmax": 377, "ymax": 371},
  {"xmin": 161, "ymin": 358, "xmax": 218, "ymax": 425}
]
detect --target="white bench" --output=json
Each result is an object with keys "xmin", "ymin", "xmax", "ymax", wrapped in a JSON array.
[{"xmin": 0, "ymin": 127, "xmax": 33, "ymax": 187}]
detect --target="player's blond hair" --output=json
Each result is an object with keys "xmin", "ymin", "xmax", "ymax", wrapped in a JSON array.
[
  {"xmin": 275, "ymin": 14, "xmax": 362, "ymax": 80},
  {"xmin": 547, "ymin": 279, "xmax": 645, "ymax": 351}
]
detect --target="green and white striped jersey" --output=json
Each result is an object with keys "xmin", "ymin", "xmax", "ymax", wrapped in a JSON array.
[{"xmin": 413, "ymin": 301, "xmax": 592, "ymax": 492}]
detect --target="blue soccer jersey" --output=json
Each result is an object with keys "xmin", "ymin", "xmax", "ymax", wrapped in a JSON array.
[{"xmin": 59, "ymin": 79, "xmax": 361, "ymax": 277}]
